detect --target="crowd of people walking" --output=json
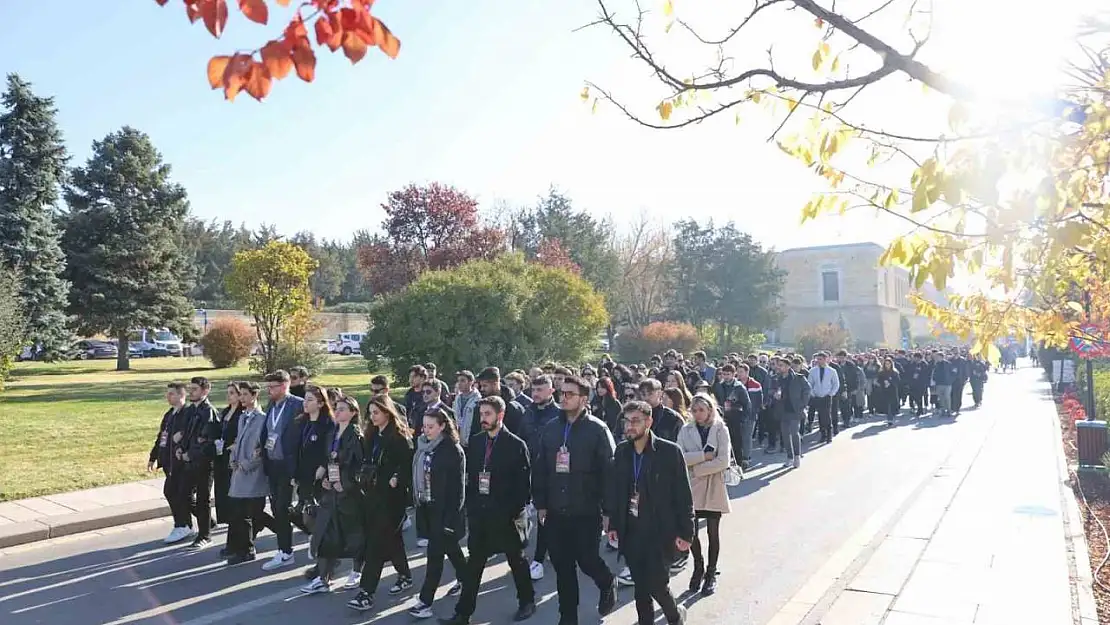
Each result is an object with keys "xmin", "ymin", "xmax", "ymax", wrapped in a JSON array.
[{"xmin": 148, "ymin": 347, "xmax": 992, "ymax": 625}]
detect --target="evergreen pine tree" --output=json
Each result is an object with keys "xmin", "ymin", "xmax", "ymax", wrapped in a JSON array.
[
  {"xmin": 0, "ymin": 74, "xmax": 73, "ymax": 359},
  {"xmin": 63, "ymin": 127, "xmax": 193, "ymax": 371}
]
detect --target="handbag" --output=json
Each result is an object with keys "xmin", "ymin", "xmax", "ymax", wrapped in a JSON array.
[{"xmin": 724, "ymin": 451, "xmax": 743, "ymax": 487}]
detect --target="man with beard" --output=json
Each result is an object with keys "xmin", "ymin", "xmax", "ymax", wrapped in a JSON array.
[
  {"xmin": 605, "ymin": 401, "xmax": 693, "ymax": 625},
  {"xmin": 468, "ymin": 367, "xmax": 524, "ymax": 437},
  {"xmin": 441, "ymin": 397, "xmax": 536, "ymax": 625}
]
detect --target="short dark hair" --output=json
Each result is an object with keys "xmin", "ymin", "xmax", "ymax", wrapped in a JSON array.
[
  {"xmin": 409, "ymin": 365, "xmax": 428, "ymax": 378},
  {"xmin": 505, "ymin": 372, "xmax": 528, "ymax": 388},
  {"xmin": 638, "ymin": 378, "xmax": 662, "ymax": 393},
  {"xmin": 532, "ymin": 374, "xmax": 553, "ymax": 388},
  {"xmin": 835, "ymin": 350, "xmax": 848, "ymax": 357},
  {"xmin": 289, "ymin": 365, "xmax": 309, "ymax": 379},
  {"xmin": 693, "ymin": 351, "xmax": 706, "ymax": 360},
  {"xmin": 370, "ymin": 374, "xmax": 390, "ymax": 388},
  {"xmin": 264, "ymin": 370, "xmax": 290, "ymax": 383},
  {"xmin": 189, "ymin": 376, "xmax": 211, "ymax": 390},
  {"xmin": 476, "ymin": 366, "xmax": 501, "ymax": 382},
  {"xmin": 421, "ymin": 380, "xmax": 439, "ymax": 393},
  {"xmin": 737, "ymin": 363, "xmax": 750, "ymax": 372},
  {"xmin": 167, "ymin": 382, "xmax": 186, "ymax": 392},
  {"xmin": 561, "ymin": 374, "xmax": 591, "ymax": 397},
  {"xmin": 553, "ymin": 366, "xmax": 573, "ymax": 377},
  {"xmin": 477, "ymin": 396, "xmax": 505, "ymax": 414},
  {"xmin": 424, "ymin": 362, "xmax": 437, "ymax": 372},
  {"xmin": 622, "ymin": 400, "xmax": 652, "ymax": 418},
  {"xmin": 237, "ymin": 380, "xmax": 260, "ymax": 394},
  {"xmin": 719, "ymin": 364, "xmax": 737, "ymax": 374},
  {"xmin": 455, "ymin": 370, "xmax": 475, "ymax": 382},
  {"xmin": 791, "ymin": 357, "xmax": 804, "ymax": 365}
]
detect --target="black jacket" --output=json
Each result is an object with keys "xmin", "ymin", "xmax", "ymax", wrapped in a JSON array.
[
  {"xmin": 360, "ymin": 423, "xmax": 414, "ymax": 532},
  {"xmin": 951, "ymin": 357, "xmax": 970, "ymax": 384},
  {"xmin": 420, "ymin": 438, "xmax": 467, "ymax": 537},
  {"xmin": 182, "ymin": 398, "xmax": 221, "ymax": 469},
  {"xmin": 404, "ymin": 388, "xmax": 425, "ymax": 431},
  {"xmin": 294, "ymin": 416, "xmax": 336, "ymax": 486},
  {"xmin": 465, "ymin": 429, "xmax": 531, "ymax": 552},
  {"xmin": 605, "ymin": 431, "xmax": 695, "ymax": 556},
  {"xmin": 533, "ymin": 411, "xmax": 615, "ymax": 517},
  {"xmin": 591, "ymin": 394, "xmax": 624, "ymax": 438},
  {"xmin": 717, "ymin": 380, "xmax": 753, "ymax": 425},
  {"xmin": 837, "ymin": 361, "xmax": 864, "ymax": 392},
  {"xmin": 651, "ymin": 404, "xmax": 683, "ymax": 442},
  {"xmin": 520, "ymin": 398, "xmax": 561, "ymax": 460},
  {"xmin": 150, "ymin": 406, "xmax": 185, "ymax": 470},
  {"xmin": 906, "ymin": 360, "xmax": 931, "ymax": 389},
  {"xmin": 312, "ymin": 423, "xmax": 366, "ymax": 559},
  {"xmin": 931, "ymin": 359, "xmax": 953, "ymax": 385}
]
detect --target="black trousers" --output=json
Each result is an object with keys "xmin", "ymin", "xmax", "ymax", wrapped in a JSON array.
[
  {"xmin": 837, "ymin": 394, "xmax": 853, "ymax": 428},
  {"xmin": 624, "ymin": 528, "xmax": 682, "ymax": 625},
  {"xmin": 760, "ymin": 407, "xmax": 779, "ymax": 448},
  {"xmin": 213, "ymin": 459, "xmax": 233, "ymax": 525},
  {"xmin": 360, "ymin": 525, "xmax": 411, "ymax": 593},
  {"xmin": 909, "ymin": 388, "xmax": 927, "ymax": 412},
  {"xmin": 163, "ymin": 469, "xmax": 193, "ymax": 528},
  {"xmin": 532, "ymin": 520, "xmax": 549, "ymax": 563},
  {"xmin": 547, "ymin": 513, "xmax": 614, "ymax": 619},
  {"xmin": 812, "ymin": 396, "xmax": 833, "ymax": 440},
  {"xmin": 187, "ymin": 464, "xmax": 213, "ymax": 539},
  {"xmin": 264, "ymin": 461, "xmax": 294, "ymax": 553},
  {"xmin": 455, "ymin": 521, "xmax": 534, "ymax": 617},
  {"xmin": 419, "ymin": 529, "xmax": 467, "ymax": 604},
  {"xmin": 951, "ymin": 381, "xmax": 966, "ymax": 413},
  {"xmin": 970, "ymin": 380, "xmax": 984, "ymax": 405},
  {"xmin": 227, "ymin": 496, "xmax": 273, "ymax": 555}
]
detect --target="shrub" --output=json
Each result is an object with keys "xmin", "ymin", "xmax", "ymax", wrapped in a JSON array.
[
  {"xmin": 365, "ymin": 253, "xmax": 608, "ymax": 380},
  {"xmin": 618, "ymin": 321, "xmax": 701, "ymax": 364},
  {"xmin": 795, "ymin": 323, "xmax": 851, "ymax": 359},
  {"xmin": 0, "ymin": 272, "xmax": 27, "ymax": 390},
  {"xmin": 198, "ymin": 317, "xmax": 256, "ymax": 368}
]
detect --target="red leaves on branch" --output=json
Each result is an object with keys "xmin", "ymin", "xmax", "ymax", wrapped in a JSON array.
[
  {"xmin": 153, "ymin": 0, "xmax": 401, "ymax": 101},
  {"xmin": 536, "ymin": 238, "xmax": 581, "ymax": 275},
  {"xmin": 356, "ymin": 183, "xmax": 507, "ymax": 295}
]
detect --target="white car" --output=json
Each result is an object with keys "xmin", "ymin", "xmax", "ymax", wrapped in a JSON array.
[
  {"xmin": 335, "ymin": 333, "xmax": 364, "ymax": 356},
  {"xmin": 129, "ymin": 328, "xmax": 184, "ymax": 357}
]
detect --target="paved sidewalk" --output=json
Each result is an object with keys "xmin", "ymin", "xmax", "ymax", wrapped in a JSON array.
[
  {"xmin": 0, "ymin": 479, "xmax": 167, "ymax": 548},
  {"xmin": 772, "ymin": 365, "xmax": 1096, "ymax": 625}
]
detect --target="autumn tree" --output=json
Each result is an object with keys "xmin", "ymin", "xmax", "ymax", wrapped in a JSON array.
[
  {"xmin": 62, "ymin": 127, "xmax": 194, "ymax": 371},
  {"xmin": 796, "ymin": 323, "xmax": 852, "ymax": 360},
  {"xmin": 366, "ymin": 253, "xmax": 608, "ymax": 379},
  {"xmin": 535, "ymin": 238, "xmax": 581, "ymax": 274},
  {"xmin": 356, "ymin": 182, "xmax": 505, "ymax": 295},
  {"xmin": 611, "ymin": 212, "xmax": 673, "ymax": 330},
  {"xmin": 225, "ymin": 240, "xmax": 318, "ymax": 373},
  {"xmin": 588, "ymin": 0, "xmax": 1110, "ymax": 353},
  {"xmin": 0, "ymin": 74, "xmax": 73, "ymax": 360},
  {"xmin": 154, "ymin": 0, "xmax": 400, "ymax": 101}
]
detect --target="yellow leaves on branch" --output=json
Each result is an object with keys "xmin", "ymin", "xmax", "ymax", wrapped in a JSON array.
[{"xmin": 154, "ymin": 0, "xmax": 401, "ymax": 101}]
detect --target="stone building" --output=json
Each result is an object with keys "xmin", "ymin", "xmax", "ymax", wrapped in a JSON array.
[{"xmin": 770, "ymin": 242, "xmax": 945, "ymax": 348}]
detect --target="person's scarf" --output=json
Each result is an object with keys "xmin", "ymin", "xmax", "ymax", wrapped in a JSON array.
[{"xmin": 412, "ymin": 434, "xmax": 444, "ymax": 504}]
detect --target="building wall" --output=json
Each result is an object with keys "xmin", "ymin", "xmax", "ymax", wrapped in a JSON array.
[
  {"xmin": 193, "ymin": 310, "xmax": 369, "ymax": 340},
  {"xmin": 773, "ymin": 243, "xmax": 943, "ymax": 348}
]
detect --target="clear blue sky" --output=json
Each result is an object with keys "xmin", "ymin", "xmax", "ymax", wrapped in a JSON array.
[{"xmin": 0, "ymin": 0, "xmax": 1084, "ymax": 251}]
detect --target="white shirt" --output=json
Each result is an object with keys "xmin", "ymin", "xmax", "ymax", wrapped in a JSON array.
[{"xmin": 807, "ymin": 366, "xmax": 841, "ymax": 398}]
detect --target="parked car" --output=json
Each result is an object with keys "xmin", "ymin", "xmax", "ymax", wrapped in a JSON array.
[
  {"xmin": 335, "ymin": 332, "xmax": 365, "ymax": 356},
  {"xmin": 74, "ymin": 339, "xmax": 119, "ymax": 360},
  {"xmin": 107, "ymin": 338, "xmax": 144, "ymax": 359},
  {"xmin": 128, "ymin": 328, "xmax": 183, "ymax": 357}
]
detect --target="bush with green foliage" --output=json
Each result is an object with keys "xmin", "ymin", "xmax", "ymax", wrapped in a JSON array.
[
  {"xmin": 365, "ymin": 253, "xmax": 608, "ymax": 379},
  {"xmin": 322, "ymin": 302, "xmax": 372, "ymax": 314},
  {"xmin": 251, "ymin": 339, "xmax": 330, "ymax": 377},
  {"xmin": 198, "ymin": 317, "xmax": 256, "ymax": 368},
  {"xmin": 618, "ymin": 321, "xmax": 701, "ymax": 365},
  {"xmin": 795, "ymin": 323, "xmax": 852, "ymax": 359},
  {"xmin": 0, "ymin": 272, "xmax": 28, "ymax": 389}
]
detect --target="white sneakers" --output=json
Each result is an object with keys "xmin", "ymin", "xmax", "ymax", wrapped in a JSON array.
[
  {"xmin": 529, "ymin": 560, "xmax": 544, "ymax": 581},
  {"xmin": 262, "ymin": 551, "xmax": 294, "ymax": 571},
  {"xmin": 299, "ymin": 576, "xmax": 331, "ymax": 594},
  {"xmin": 402, "ymin": 515, "xmax": 413, "ymax": 531},
  {"xmin": 343, "ymin": 571, "xmax": 362, "ymax": 590},
  {"xmin": 416, "ymin": 538, "xmax": 429, "ymax": 548},
  {"xmin": 617, "ymin": 566, "xmax": 635, "ymax": 586},
  {"xmin": 163, "ymin": 526, "xmax": 195, "ymax": 544}
]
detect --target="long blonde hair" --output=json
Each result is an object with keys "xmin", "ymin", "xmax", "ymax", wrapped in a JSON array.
[{"xmin": 689, "ymin": 392, "xmax": 721, "ymax": 425}]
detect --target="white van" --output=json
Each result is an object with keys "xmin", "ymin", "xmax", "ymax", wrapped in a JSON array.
[
  {"xmin": 335, "ymin": 333, "xmax": 365, "ymax": 356},
  {"xmin": 130, "ymin": 328, "xmax": 184, "ymax": 357}
]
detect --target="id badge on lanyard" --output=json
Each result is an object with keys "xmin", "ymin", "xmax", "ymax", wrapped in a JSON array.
[
  {"xmin": 214, "ymin": 440, "xmax": 225, "ymax": 455},
  {"xmin": 159, "ymin": 430, "xmax": 168, "ymax": 448},
  {"xmin": 478, "ymin": 471, "xmax": 491, "ymax": 494},
  {"xmin": 265, "ymin": 434, "xmax": 277, "ymax": 452},
  {"xmin": 328, "ymin": 462, "xmax": 341, "ymax": 483},
  {"xmin": 555, "ymin": 422, "xmax": 571, "ymax": 473},
  {"xmin": 629, "ymin": 489, "xmax": 640, "ymax": 517}
]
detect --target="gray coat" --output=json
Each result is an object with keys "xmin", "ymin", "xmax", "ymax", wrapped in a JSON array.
[
  {"xmin": 229, "ymin": 408, "xmax": 269, "ymax": 499},
  {"xmin": 776, "ymin": 370, "xmax": 812, "ymax": 420}
]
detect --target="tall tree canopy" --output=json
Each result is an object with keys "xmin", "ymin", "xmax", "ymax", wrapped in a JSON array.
[
  {"xmin": 62, "ymin": 127, "xmax": 193, "ymax": 370},
  {"xmin": 356, "ymin": 182, "xmax": 505, "ymax": 295},
  {"xmin": 0, "ymin": 74, "xmax": 73, "ymax": 359},
  {"xmin": 588, "ymin": 0, "xmax": 1110, "ymax": 351}
]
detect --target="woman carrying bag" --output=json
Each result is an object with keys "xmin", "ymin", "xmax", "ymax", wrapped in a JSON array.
[
  {"xmin": 676, "ymin": 393, "xmax": 732, "ymax": 596},
  {"xmin": 407, "ymin": 407, "xmax": 468, "ymax": 619},
  {"xmin": 300, "ymin": 395, "xmax": 366, "ymax": 594}
]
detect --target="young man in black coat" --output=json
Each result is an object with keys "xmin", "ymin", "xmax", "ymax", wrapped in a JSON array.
[
  {"xmin": 468, "ymin": 367, "xmax": 525, "ymax": 440},
  {"xmin": 605, "ymin": 400, "xmax": 693, "ymax": 625},
  {"xmin": 180, "ymin": 376, "xmax": 222, "ymax": 549},
  {"xmin": 441, "ymin": 396, "xmax": 536, "ymax": 625},
  {"xmin": 150, "ymin": 382, "xmax": 193, "ymax": 544}
]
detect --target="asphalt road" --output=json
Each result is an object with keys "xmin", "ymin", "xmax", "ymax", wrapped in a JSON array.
[{"xmin": 0, "ymin": 371, "xmax": 1015, "ymax": 625}]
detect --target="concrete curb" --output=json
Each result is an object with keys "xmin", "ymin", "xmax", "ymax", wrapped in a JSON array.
[
  {"xmin": 1048, "ymin": 376, "xmax": 1101, "ymax": 625},
  {"xmin": 0, "ymin": 499, "xmax": 169, "ymax": 549}
]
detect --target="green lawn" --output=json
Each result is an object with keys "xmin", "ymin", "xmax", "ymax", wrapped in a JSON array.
[{"xmin": 0, "ymin": 355, "xmax": 380, "ymax": 501}]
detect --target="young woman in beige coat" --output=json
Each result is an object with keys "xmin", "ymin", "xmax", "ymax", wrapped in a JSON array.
[{"xmin": 677, "ymin": 393, "xmax": 732, "ymax": 596}]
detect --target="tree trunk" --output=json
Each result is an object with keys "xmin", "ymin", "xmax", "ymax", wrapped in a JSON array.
[{"xmin": 116, "ymin": 331, "xmax": 131, "ymax": 371}]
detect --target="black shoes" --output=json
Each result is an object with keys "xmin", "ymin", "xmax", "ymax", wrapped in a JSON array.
[
  {"xmin": 225, "ymin": 551, "xmax": 256, "ymax": 565},
  {"xmin": 439, "ymin": 614, "xmax": 469, "ymax": 625},
  {"xmin": 701, "ymin": 570, "xmax": 718, "ymax": 595},
  {"xmin": 688, "ymin": 565, "xmax": 705, "ymax": 593},
  {"xmin": 513, "ymin": 602, "xmax": 536, "ymax": 621},
  {"xmin": 598, "ymin": 576, "xmax": 617, "ymax": 615}
]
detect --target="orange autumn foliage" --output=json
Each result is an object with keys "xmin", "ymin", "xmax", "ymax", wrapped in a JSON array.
[{"xmin": 154, "ymin": 0, "xmax": 400, "ymax": 102}]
